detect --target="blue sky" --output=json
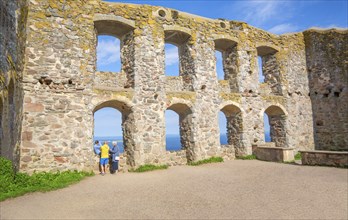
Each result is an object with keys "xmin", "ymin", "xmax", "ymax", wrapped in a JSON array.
[{"xmin": 94, "ymin": 0, "xmax": 347, "ymax": 138}]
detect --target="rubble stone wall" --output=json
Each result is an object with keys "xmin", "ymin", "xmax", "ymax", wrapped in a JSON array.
[
  {"xmin": 3, "ymin": 0, "xmax": 344, "ymax": 173},
  {"xmin": 0, "ymin": 0, "xmax": 27, "ymax": 170},
  {"xmin": 304, "ymin": 30, "xmax": 348, "ymax": 151}
]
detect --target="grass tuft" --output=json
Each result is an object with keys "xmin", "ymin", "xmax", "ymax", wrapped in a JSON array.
[
  {"xmin": 294, "ymin": 152, "xmax": 302, "ymax": 160},
  {"xmin": 188, "ymin": 156, "xmax": 223, "ymax": 166},
  {"xmin": 129, "ymin": 164, "xmax": 168, "ymax": 172},
  {"xmin": 0, "ymin": 157, "xmax": 94, "ymax": 202},
  {"xmin": 236, "ymin": 154, "xmax": 257, "ymax": 160}
]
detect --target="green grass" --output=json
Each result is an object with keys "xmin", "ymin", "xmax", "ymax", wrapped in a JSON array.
[
  {"xmin": 294, "ymin": 152, "xmax": 302, "ymax": 160},
  {"xmin": 236, "ymin": 154, "xmax": 257, "ymax": 160},
  {"xmin": 188, "ymin": 156, "xmax": 224, "ymax": 166},
  {"xmin": 129, "ymin": 164, "xmax": 168, "ymax": 172},
  {"xmin": 0, "ymin": 157, "xmax": 94, "ymax": 202}
]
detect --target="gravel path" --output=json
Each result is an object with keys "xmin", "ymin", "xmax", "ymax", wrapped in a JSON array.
[{"xmin": 1, "ymin": 160, "xmax": 347, "ymax": 220}]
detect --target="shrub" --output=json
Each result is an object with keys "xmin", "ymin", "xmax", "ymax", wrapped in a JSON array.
[
  {"xmin": 188, "ymin": 156, "xmax": 224, "ymax": 166},
  {"xmin": 294, "ymin": 152, "xmax": 302, "ymax": 160},
  {"xmin": 129, "ymin": 164, "xmax": 168, "ymax": 172},
  {"xmin": 0, "ymin": 157, "xmax": 94, "ymax": 201}
]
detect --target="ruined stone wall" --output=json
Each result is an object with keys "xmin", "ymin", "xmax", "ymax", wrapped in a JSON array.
[
  {"xmin": 280, "ymin": 33, "xmax": 315, "ymax": 152},
  {"xmin": 20, "ymin": 0, "xmax": 100, "ymax": 172},
  {"xmin": 0, "ymin": 0, "xmax": 27, "ymax": 170},
  {"xmin": 304, "ymin": 29, "xmax": 348, "ymax": 151},
  {"xmin": 17, "ymin": 0, "xmax": 346, "ymax": 173}
]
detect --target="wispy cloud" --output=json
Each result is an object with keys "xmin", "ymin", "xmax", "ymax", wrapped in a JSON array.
[
  {"xmin": 268, "ymin": 23, "xmax": 299, "ymax": 34},
  {"xmin": 97, "ymin": 38, "xmax": 120, "ymax": 66},
  {"xmin": 165, "ymin": 46, "xmax": 179, "ymax": 66},
  {"xmin": 237, "ymin": 1, "xmax": 289, "ymax": 26}
]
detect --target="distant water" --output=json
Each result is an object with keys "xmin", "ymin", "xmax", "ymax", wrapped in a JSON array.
[
  {"xmin": 94, "ymin": 136, "xmax": 124, "ymax": 153},
  {"xmin": 95, "ymin": 132, "xmax": 271, "ymax": 152},
  {"xmin": 265, "ymin": 132, "xmax": 271, "ymax": 142}
]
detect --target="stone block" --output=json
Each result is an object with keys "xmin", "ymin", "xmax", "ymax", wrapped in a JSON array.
[
  {"xmin": 22, "ymin": 131, "xmax": 33, "ymax": 141},
  {"xmin": 252, "ymin": 144, "xmax": 294, "ymax": 162},
  {"xmin": 24, "ymin": 103, "xmax": 44, "ymax": 112},
  {"xmin": 300, "ymin": 150, "xmax": 348, "ymax": 168}
]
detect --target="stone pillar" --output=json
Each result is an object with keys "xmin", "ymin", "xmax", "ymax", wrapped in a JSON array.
[
  {"xmin": 223, "ymin": 45, "xmax": 239, "ymax": 92},
  {"xmin": 282, "ymin": 33, "xmax": 315, "ymax": 151},
  {"xmin": 131, "ymin": 23, "xmax": 166, "ymax": 165},
  {"xmin": 226, "ymin": 112, "xmax": 243, "ymax": 148},
  {"xmin": 238, "ymin": 49, "xmax": 258, "ymax": 93},
  {"xmin": 263, "ymin": 54, "xmax": 282, "ymax": 95},
  {"xmin": 269, "ymin": 115, "xmax": 287, "ymax": 148},
  {"xmin": 189, "ymin": 37, "xmax": 220, "ymax": 160},
  {"xmin": 179, "ymin": 112, "xmax": 194, "ymax": 161},
  {"xmin": 121, "ymin": 32, "xmax": 135, "ymax": 88}
]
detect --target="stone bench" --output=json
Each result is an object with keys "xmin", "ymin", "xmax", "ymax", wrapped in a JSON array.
[
  {"xmin": 252, "ymin": 143, "xmax": 295, "ymax": 162},
  {"xmin": 299, "ymin": 150, "xmax": 348, "ymax": 168}
]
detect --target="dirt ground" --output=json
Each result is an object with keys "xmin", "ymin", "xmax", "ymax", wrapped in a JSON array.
[{"xmin": 1, "ymin": 160, "xmax": 347, "ymax": 220}]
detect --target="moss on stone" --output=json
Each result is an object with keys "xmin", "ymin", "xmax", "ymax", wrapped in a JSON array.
[
  {"xmin": 167, "ymin": 92, "xmax": 196, "ymax": 101},
  {"xmin": 261, "ymin": 95, "xmax": 286, "ymax": 105},
  {"xmin": 93, "ymin": 88, "xmax": 134, "ymax": 100},
  {"xmin": 220, "ymin": 93, "xmax": 241, "ymax": 102}
]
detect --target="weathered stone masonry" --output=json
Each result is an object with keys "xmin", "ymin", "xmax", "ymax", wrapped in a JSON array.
[
  {"xmin": 0, "ymin": 0, "xmax": 27, "ymax": 169},
  {"xmin": 0, "ymin": 0, "xmax": 347, "ymax": 173}
]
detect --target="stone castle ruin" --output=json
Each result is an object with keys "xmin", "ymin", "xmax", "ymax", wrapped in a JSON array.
[{"xmin": 0, "ymin": 0, "xmax": 347, "ymax": 172}]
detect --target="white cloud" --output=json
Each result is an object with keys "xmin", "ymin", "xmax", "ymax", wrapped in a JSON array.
[
  {"xmin": 231, "ymin": 1, "xmax": 293, "ymax": 27},
  {"xmin": 268, "ymin": 23, "xmax": 299, "ymax": 34},
  {"xmin": 97, "ymin": 38, "xmax": 120, "ymax": 66},
  {"xmin": 165, "ymin": 46, "xmax": 179, "ymax": 66},
  {"xmin": 239, "ymin": 1, "xmax": 283, "ymax": 25}
]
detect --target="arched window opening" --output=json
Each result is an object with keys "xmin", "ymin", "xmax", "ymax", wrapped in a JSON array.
[
  {"xmin": 166, "ymin": 103, "xmax": 194, "ymax": 161},
  {"xmin": 97, "ymin": 35, "xmax": 121, "ymax": 72},
  {"xmin": 165, "ymin": 43, "xmax": 179, "ymax": 76},
  {"xmin": 220, "ymin": 104, "xmax": 243, "ymax": 148},
  {"xmin": 215, "ymin": 51, "xmax": 224, "ymax": 80},
  {"xmin": 164, "ymin": 29, "xmax": 193, "ymax": 91},
  {"xmin": 214, "ymin": 38, "xmax": 238, "ymax": 92},
  {"xmin": 165, "ymin": 110, "xmax": 181, "ymax": 151},
  {"xmin": 264, "ymin": 105, "xmax": 287, "ymax": 147},
  {"xmin": 264, "ymin": 113, "xmax": 271, "ymax": 142},
  {"xmin": 94, "ymin": 18, "xmax": 135, "ymax": 88},
  {"xmin": 93, "ymin": 99, "xmax": 136, "ymax": 166},
  {"xmin": 219, "ymin": 111, "xmax": 228, "ymax": 145},
  {"xmin": 94, "ymin": 107, "xmax": 124, "ymax": 153},
  {"xmin": 258, "ymin": 56, "xmax": 265, "ymax": 83},
  {"xmin": 256, "ymin": 46, "xmax": 281, "ymax": 95}
]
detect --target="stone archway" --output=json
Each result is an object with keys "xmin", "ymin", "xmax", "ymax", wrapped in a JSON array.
[
  {"xmin": 264, "ymin": 105, "xmax": 288, "ymax": 148},
  {"xmin": 220, "ymin": 104, "xmax": 243, "ymax": 148},
  {"xmin": 167, "ymin": 103, "xmax": 194, "ymax": 162},
  {"xmin": 93, "ymin": 99, "xmax": 135, "ymax": 167}
]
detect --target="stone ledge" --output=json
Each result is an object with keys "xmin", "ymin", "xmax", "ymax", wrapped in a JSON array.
[
  {"xmin": 93, "ymin": 85, "xmax": 133, "ymax": 92},
  {"xmin": 299, "ymin": 150, "xmax": 348, "ymax": 168},
  {"xmin": 300, "ymin": 150, "xmax": 348, "ymax": 155}
]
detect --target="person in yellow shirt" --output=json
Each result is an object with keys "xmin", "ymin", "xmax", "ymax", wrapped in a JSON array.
[{"xmin": 100, "ymin": 141, "xmax": 110, "ymax": 175}]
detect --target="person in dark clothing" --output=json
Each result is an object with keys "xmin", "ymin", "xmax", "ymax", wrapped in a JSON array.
[{"xmin": 109, "ymin": 141, "xmax": 120, "ymax": 174}]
